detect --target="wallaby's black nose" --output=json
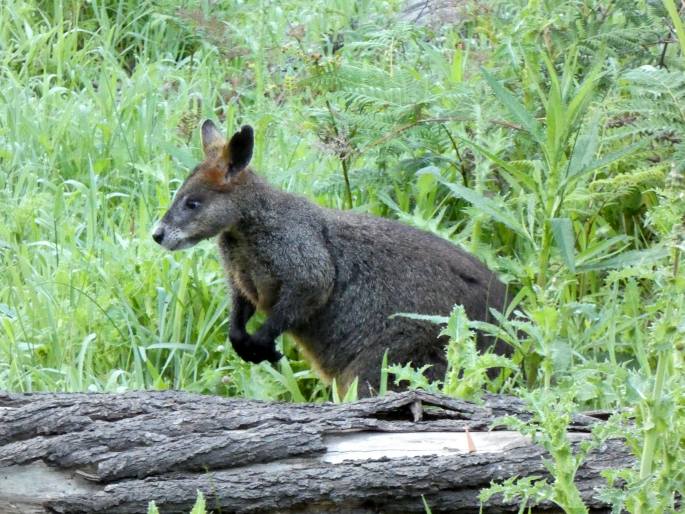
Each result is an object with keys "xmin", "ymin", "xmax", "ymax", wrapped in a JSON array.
[{"xmin": 152, "ymin": 228, "xmax": 165, "ymax": 244}]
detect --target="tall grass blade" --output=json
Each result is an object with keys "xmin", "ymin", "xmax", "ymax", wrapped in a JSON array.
[
  {"xmin": 662, "ymin": 0, "xmax": 685, "ymax": 56},
  {"xmin": 482, "ymin": 68, "xmax": 543, "ymax": 143},
  {"xmin": 565, "ymin": 141, "xmax": 646, "ymax": 182},
  {"xmin": 440, "ymin": 179, "xmax": 530, "ymax": 240},
  {"xmin": 550, "ymin": 218, "xmax": 576, "ymax": 273},
  {"xmin": 576, "ymin": 247, "xmax": 669, "ymax": 271}
]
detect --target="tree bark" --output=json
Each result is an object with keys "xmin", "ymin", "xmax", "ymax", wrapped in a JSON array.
[{"xmin": 0, "ymin": 390, "xmax": 631, "ymax": 514}]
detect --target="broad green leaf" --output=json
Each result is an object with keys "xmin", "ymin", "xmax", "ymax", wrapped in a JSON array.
[
  {"xmin": 144, "ymin": 342, "xmax": 197, "ymax": 352},
  {"xmin": 190, "ymin": 491, "xmax": 206, "ymax": 514},
  {"xmin": 542, "ymin": 53, "xmax": 565, "ymax": 157},
  {"xmin": 379, "ymin": 350, "xmax": 389, "ymax": 396},
  {"xmin": 263, "ymin": 357, "xmax": 306, "ymax": 402},
  {"xmin": 448, "ymin": 133, "xmax": 528, "ymax": 182},
  {"xmin": 565, "ymin": 141, "xmax": 645, "ymax": 181},
  {"xmin": 342, "ymin": 378, "xmax": 359, "ymax": 402},
  {"xmin": 551, "ymin": 218, "xmax": 576, "ymax": 273},
  {"xmin": 567, "ymin": 71, "xmax": 601, "ymax": 128},
  {"xmin": 567, "ymin": 110, "xmax": 601, "ymax": 176},
  {"xmin": 440, "ymin": 179, "xmax": 532, "ymax": 241},
  {"xmin": 575, "ymin": 235, "xmax": 629, "ymax": 267},
  {"xmin": 331, "ymin": 378, "xmax": 341, "ymax": 403},
  {"xmin": 550, "ymin": 340, "xmax": 573, "ymax": 372},
  {"xmin": 496, "ymin": 160, "xmax": 541, "ymax": 193},
  {"xmin": 577, "ymin": 247, "xmax": 668, "ymax": 272},
  {"xmin": 450, "ymin": 44, "xmax": 464, "ymax": 83},
  {"xmin": 482, "ymin": 68, "xmax": 542, "ymax": 142},
  {"xmin": 164, "ymin": 142, "xmax": 197, "ymax": 169}
]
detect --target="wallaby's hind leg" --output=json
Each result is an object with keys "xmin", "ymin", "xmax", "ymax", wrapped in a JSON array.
[{"xmin": 340, "ymin": 335, "xmax": 448, "ymax": 399}]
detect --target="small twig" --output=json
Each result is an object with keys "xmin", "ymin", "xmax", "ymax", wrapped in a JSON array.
[
  {"xmin": 412, "ymin": 0, "xmax": 430, "ymax": 23},
  {"xmin": 597, "ymin": 0, "xmax": 614, "ymax": 24},
  {"xmin": 465, "ymin": 427, "xmax": 477, "ymax": 453},
  {"xmin": 659, "ymin": 34, "xmax": 671, "ymax": 68},
  {"xmin": 325, "ymin": 101, "xmax": 354, "ymax": 209},
  {"xmin": 410, "ymin": 400, "xmax": 423, "ymax": 422},
  {"xmin": 363, "ymin": 116, "xmax": 464, "ymax": 150},
  {"xmin": 440, "ymin": 124, "xmax": 469, "ymax": 187},
  {"xmin": 491, "ymin": 119, "xmax": 524, "ymax": 131},
  {"xmin": 363, "ymin": 116, "xmax": 525, "ymax": 153}
]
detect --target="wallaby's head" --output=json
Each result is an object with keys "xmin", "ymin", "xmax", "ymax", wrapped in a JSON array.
[{"xmin": 152, "ymin": 120, "xmax": 253, "ymax": 251}]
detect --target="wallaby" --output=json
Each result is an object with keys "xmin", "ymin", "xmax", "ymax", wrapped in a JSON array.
[{"xmin": 153, "ymin": 121, "xmax": 511, "ymax": 396}]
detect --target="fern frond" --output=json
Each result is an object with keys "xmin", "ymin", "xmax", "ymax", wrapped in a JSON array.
[{"xmin": 589, "ymin": 165, "xmax": 667, "ymax": 205}]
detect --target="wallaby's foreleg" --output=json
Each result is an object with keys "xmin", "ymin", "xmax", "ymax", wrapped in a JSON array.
[
  {"xmin": 228, "ymin": 289, "xmax": 282, "ymax": 363},
  {"xmin": 228, "ymin": 288, "xmax": 254, "ymax": 341},
  {"xmin": 247, "ymin": 284, "xmax": 327, "ymax": 361}
]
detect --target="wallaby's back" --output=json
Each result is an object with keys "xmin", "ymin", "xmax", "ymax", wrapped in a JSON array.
[{"xmin": 287, "ymin": 204, "xmax": 507, "ymax": 393}]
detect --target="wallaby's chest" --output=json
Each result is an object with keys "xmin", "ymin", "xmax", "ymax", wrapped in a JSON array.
[{"xmin": 218, "ymin": 232, "xmax": 280, "ymax": 311}]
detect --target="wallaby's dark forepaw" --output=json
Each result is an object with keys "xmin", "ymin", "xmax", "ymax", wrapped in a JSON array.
[
  {"xmin": 250, "ymin": 333, "xmax": 283, "ymax": 363},
  {"xmin": 229, "ymin": 330, "xmax": 282, "ymax": 364},
  {"xmin": 245, "ymin": 343, "xmax": 282, "ymax": 364},
  {"xmin": 263, "ymin": 347, "xmax": 283, "ymax": 363},
  {"xmin": 229, "ymin": 330, "xmax": 257, "ymax": 362}
]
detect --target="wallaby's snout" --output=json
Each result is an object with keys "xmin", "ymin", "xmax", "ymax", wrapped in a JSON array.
[
  {"xmin": 150, "ymin": 219, "xmax": 196, "ymax": 251},
  {"xmin": 152, "ymin": 226, "xmax": 165, "ymax": 245}
]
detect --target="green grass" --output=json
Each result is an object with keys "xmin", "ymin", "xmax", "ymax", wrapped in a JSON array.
[{"xmin": 1, "ymin": 0, "xmax": 684, "ymax": 511}]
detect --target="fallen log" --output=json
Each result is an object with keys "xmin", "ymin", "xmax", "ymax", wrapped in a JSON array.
[{"xmin": 0, "ymin": 390, "xmax": 631, "ymax": 513}]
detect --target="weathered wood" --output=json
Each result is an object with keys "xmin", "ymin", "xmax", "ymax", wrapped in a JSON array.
[{"xmin": 0, "ymin": 390, "xmax": 631, "ymax": 513}]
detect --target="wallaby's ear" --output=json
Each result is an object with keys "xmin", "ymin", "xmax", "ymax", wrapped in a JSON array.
[
  {"xmin": 226, "ymin": 125, "xmax": 254, "ymax": 175},
  {"xmin": 201, "ymin": 119, "xmax": 224, "ymax": 155}
]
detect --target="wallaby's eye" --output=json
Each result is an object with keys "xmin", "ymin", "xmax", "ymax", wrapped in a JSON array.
[{"xmin": 185, "ymin": 198, "xmax": 201, "ymax": 210}]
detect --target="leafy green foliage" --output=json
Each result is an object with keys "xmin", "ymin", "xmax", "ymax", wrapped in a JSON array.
[
  {"xmin": 189, "ymin": 491, "xmax": 206, "ymax": 514},
  {"xmin": 482, "ymin": 390, "xmax": 603, "ymax": 513},
  {"xmin": 442, "ymin": 306, "xmax": 516, "ymax": 399}
]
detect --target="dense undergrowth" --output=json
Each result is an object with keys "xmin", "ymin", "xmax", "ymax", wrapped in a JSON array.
[{"xmin": 1, "ymin": 0, "xmax": 684, "ymax": 511}]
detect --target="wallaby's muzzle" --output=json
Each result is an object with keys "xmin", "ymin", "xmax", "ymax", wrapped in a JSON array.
[
  {"xmin": 151, "ymin": 221, "xmax": 199, "ymax": 251},
  {"xmin": 152, "ymin": 226, "xmax": 165, "ymax": 245}
]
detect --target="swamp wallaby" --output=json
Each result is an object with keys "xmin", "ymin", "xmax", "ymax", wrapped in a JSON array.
[{"xmin": 153, "ymin": 121, "xmax": 511, "ymax": 396}]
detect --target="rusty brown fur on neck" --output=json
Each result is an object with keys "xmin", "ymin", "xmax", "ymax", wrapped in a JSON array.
[{"xmin": 153, "ymin": 120, "xmax": 512, "ymax": 397}]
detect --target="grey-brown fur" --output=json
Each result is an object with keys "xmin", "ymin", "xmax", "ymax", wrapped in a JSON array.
[{"xmin": 153, "ymin": 121, "xmax": 510, "ymax": 396}]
